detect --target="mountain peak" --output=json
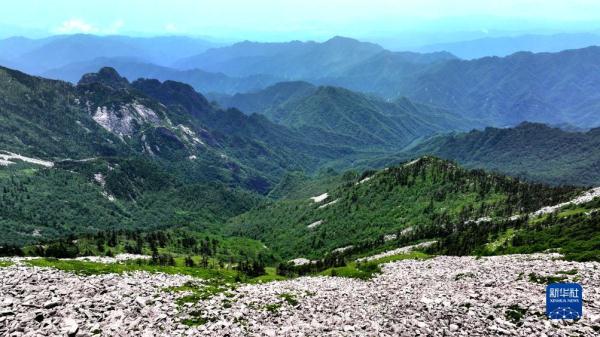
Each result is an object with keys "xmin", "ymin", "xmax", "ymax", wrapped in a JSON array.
[
  {"xmin": 77, "ymin": 67, "xmax": 129, "ymax": 90},
  {"xmin": 131, "ymin": 78, "xmax": 212, "ymax": 116},
  {"xmin": 325, "ymin": 36, "xmax": 357, "ymax": 43},
  {"xmin": 323, "ymin": 36, "xmax": 381, "ymax": 49}
]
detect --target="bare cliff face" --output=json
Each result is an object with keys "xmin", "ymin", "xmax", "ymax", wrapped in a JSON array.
[
  {"xmin": 76, "ymin": 68, "xmax": 213, "ymax": 158},
  {"xmin": 91, "ymin": 103, "xmax": 161, "ymax": 138}
]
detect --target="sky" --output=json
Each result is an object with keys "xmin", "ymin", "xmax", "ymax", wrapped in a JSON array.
[{"xmin": 2, "ymin": 0, "xmax": 600, "ymax": 47}]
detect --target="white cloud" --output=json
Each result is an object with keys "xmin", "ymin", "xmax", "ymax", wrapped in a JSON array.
[
  {"xmin": 54, "ymin": 19, "xmax": 98, "ymax": 34},
  {"xmin": 164, "ymin": 23, "xmax": 178, "ymax": 33},
  {"xmin": 53, "ymin": 18, "xmax": 124, "ymax": 35}
]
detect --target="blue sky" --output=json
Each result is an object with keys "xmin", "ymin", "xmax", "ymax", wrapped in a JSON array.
[{"xmin": 2, "ymin": 0, "xmax": 600, "ymax": 46}]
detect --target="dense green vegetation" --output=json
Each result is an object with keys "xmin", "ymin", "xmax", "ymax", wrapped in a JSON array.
[
  {"xmin": 224, "ymin": 84, "xmax": 474, "ymax": 149},
  {"xmin": 2, "ymin": 64, "xmax": 599, "ymax": 268},
  {"xmin": 492, "ymin": 201, "xmax": 600, "ymax": 262},
  {"xmin": 402, "ymin": 122, "xmax": 600, "ymax": 186},
  {"xmin": 213, "ymin": 81, "xmax": 317, "ymax": 114},
  {"xmin": 425, "ymin": 195, "xmax": 600, "ymax": 262},
  {"xmin": 267, "ymin": 169, "xmax": 350, "ymax": 200},
  {"xmin": 228, "ymin": 157, "xmax": 577, "ymax": 259},
  {"xmin": 0, "ymin": 159, "xmax": 262, "ymax": 245},
  {"xmin": 26, "ymin": 258, "xmax": 238, "ymax": 280}
]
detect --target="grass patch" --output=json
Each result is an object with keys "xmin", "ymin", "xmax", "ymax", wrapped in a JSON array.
[
  {"xmin": 369, "ymin": 251, "xmax": 431, "ymax": 265},
  {"xmin": 557, "ymin": 269, "xmax": 578, "ymax": 275},
  {"xmin": 278, "ymin": 293, "xmax": 298, "ymax": 306},
  {"xmin": 25, "ymin": 258, "xmax": 237, "ymax": 281},
  {"xmin": 166, "ymin": 279, "xmax": 236, "ymax": 305},
  {"xmin": 0, "ymin": 261, "xmax": 13, "ymax": 268},
  {"xmin": 505, "ymin": 304, "xmax": 527, "ymax": 326},
  {"xmin": 484, "ymin": 228, "xmax": 517, "ymax": 252},
  {"xmin": 528, "ymin": 272, "xmax": 567, "ymax": 285},
  {"xmin": 247, "ymin": 267, "xmax": 288, "ymax": 284},
  {"xmin": 454, "ymin": 272, "xmax": 476, "ymax": 281},
  {"xmin": 319, "ymin": 252, "xmax": 431, "ymax": 280},
  {"xmin": 180, "ymin": 309, "xmax": 216, "ymax": 326},
  {"xmin": 319, "ymin": 263, "xmax": 380, "ymax": 280},
  {"xmin": 265, "ymin": 303, "xmax": 281, "ymax": 313},
  {"xmin": 557, "ymin": 208, "xmax": 587, "ymax": 218}
]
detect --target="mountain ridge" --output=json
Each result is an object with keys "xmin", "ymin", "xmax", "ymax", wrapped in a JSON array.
[{"xmin": 367, "ymin": 122, "xmax": 600, "ymax": 186}]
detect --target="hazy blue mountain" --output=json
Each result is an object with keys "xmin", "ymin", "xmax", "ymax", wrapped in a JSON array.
[
  {"xmin": 174, "ymin": 38, "xmax": 600, "ymax": 129},
  {"xmin": 315, "ymin": 49, "xmax": 456, "ymax": 96},
  {"xmin": 211, "ymin": 81, "xmax": 317, "ymax": 113},
  {"xmin": 419, "ymin": 33, "xmax": 600, "ymax": 59},
  {"xmin": 174, "ymin": 36, "xmax": 386, "ymax": 78},
  {"xmin": 0, "ymin": 36, "xmax": 59, "ymax": 59},
  {"xmin": 42, "ymin": 57, "xmax": 282, "ymax": 94},
  {"xmin": 0, "ymin": 34, "xmax": 218, "ymax": 74},
  {"xmin": 396, "ymin": 46, "xmax": 600, "ymax": 128}
]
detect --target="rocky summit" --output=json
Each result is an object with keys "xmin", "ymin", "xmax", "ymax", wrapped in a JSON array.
[{"xmin": 1, "ymin": 254, "xmax": 598, "ymax": 336}]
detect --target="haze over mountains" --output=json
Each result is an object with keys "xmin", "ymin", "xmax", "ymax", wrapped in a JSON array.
[
  {"xmin": 2, "ymin": 32, "xmax": 600, "ymax": 186},
  {"xmin": 5, "ymin": 33, "xmax": 600, "ymax": 131},
  {"xmin": 0, "ymin": 34, "xmax": 219, "ymax": 74},
  {"xmin": 2, "ymin": 31, "xmax": 600, "ymax": 245},
  {"xmin": 419, "ymin": 32, "xmax": 600, "ymax": 59}
]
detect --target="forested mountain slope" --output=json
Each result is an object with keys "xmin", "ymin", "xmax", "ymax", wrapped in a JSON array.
[
  {"xmin": 402, "ymin": 123, "xmax": 600, "ymax": 186},
  {"xmin": 0, "ymin": 159, "xmax": 261, "ymax": 246},
  {"xmin": 215, "ymin": 84, "xmax": 475, "ymax": 149},
  {"xmin": 228, "ymin": 157, "xmax": 577, "ymax": 259},
  {"xmin": 212, "ymin": 81, "xmax": 317, "ymax": 113},
  {"xmin": 0, "ymin": 66, "xmax": 354, "ymax": 245}
]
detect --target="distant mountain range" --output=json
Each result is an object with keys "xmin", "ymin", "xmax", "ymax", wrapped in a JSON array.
[
  {"xmin": 176, "ymin": 37, "xmax": 600, "ymax": 129},
  {"xmin": 42, "ymin": 57, "xmax": 281, "ymax": 94},
  {"xmin": 6, "ymin": 34, "xmax": 600, "ymax": 129},
  {"xmin": 174, "ymin": 36, "xmax": 387, "ymax": 77},
  {"xmin": 395, "ymin": 46, "xmax": 600, "ymax": 128},
  {"xmin": 27, "ymin": 36, "xmax": 454, "ymax": 97},
  {"xmin": 0, "ymin": 34, "xmax": 219, "ymax": 74},
  {"xmin": 418, "ymin": 32, "xmax": 600, "ymax": 59}
]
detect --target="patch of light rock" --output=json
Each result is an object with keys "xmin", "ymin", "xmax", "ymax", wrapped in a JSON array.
[
  {"xmin": 307, "ymin": 220, "xmax": 324, "ymax": 229},
  {"xmin": 318, "ymin": 199, "xmax": 339, "ymax": 209},
  {"xmin": 2, "ymin": 254, "xmax": 599, "ymax": 336},
  {"xmin": 309, "ymin": 193, "xmax": 328, "ymax": 203},
  {"xmin": 533, "ymin": 187, "xmax": 600, "ymax": 217},
  {"xmin": 0, "ymin": 151, "xmax": 53, "ymax": 167},
  {"xmin": 356, "ymin": 241, "xmax": 437, "ymax": 263},
  {"xmin": 183, "ymin": 254, "xmax": 599, "ymax": 336}
]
